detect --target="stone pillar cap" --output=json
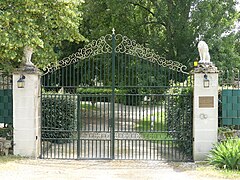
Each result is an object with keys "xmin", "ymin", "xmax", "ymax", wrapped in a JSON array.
[
  {"xmin": 194, "ymin": 63, "xmax": 218, "ymax": 73},
  {"xmin": 14, "ymin": 64, "xmax": 41, "ymax": 75}
]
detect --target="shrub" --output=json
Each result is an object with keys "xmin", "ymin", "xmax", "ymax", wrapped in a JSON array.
[
  {"xmin": 0, "ymin": 125, "xmax": 13, "ymax": 155},
  {"xmin": 165, "ymin": 79, "xmax": 193, "ymax": 158},
  {"xmin": 0, "ymin": 125, "xmax": 13, "ymax": 140},
  {"xmin": 77, "ymin": 88, "xmax": 113, "ymax": 94},
  {"xmin": 76, "ymin": 88, "xmax": 112, "ymax": 104},
  {"xmin": 122, "ymin": 88, "xmax": 145, "ymax": 106},
  {"xmin": 218, "ymin": 127, "xmax": 239, "ymax": 142},
  {"xmin": 76, "ymin": 87, "xmax": 144, "ymax": 105},
  {"xmin": 41, "ymin": 94, "xmax": 77, "ymax": 142},
  {"xmin": 208, "ymin": 138, "xmax": 240, "ymax": 170}
]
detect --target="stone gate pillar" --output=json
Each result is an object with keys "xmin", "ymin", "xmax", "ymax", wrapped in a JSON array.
[
  {"xmin": 13, "ymin": 65, "xmax": 41, "ymax": 158},
  {"xmin": 193, "ymin": 64, "xmax": 218, "ymax": 161}
]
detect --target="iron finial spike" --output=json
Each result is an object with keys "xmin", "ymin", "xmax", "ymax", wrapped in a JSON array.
[{"xmin": 112, "ymin": 28, "xmax": 115, "ymax": 35}]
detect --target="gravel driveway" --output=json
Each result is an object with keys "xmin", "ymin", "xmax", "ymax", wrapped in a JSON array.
[{"xmin": 0, "ymin": 159, "xmax": 235, "ymax": 180}]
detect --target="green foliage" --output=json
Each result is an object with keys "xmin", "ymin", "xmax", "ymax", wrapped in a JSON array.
[
  {"xmin": 0, "ymin": 126, "xmax": 13, "ymax": 140},
  {"xmin": 218, "ymin": 126, "xmax": 239, "ymax": 142},
  {"xmin": 0, "ymin": 0, "xmax": 238, "ymax": 71},
  {"xmin": 77, "ymin": 88, "xmax": 112, "ymax": 103},
  {"xmin": 41, "ymin": 94, "xmax": 76, "ymax": 142},
  {"xmin": 165, "ymin": 79, "xmax": 193, "ymax": 157},
  {"xmin": 0, "ymin": 0, "xmax": 85, "ymax": 71},
  {"xmin": 80, "ymin": 0, "xmax": 239, "ymax": 69},
  {"xmin": 80, "ymin": 102, "xmax": 96, "ymax": 110},
  {"xmin": 76, "ymin": 87, "xmax": 144, "ymax": 105},
  {"xmin": 208, "ymin": 138, "xmax": 240, "ymax": 170},
  {"xmin": 211, "ymin": 33, "xmax": 240, "ymax": 70},
  {"xmin": 77, "ymin": 88, "xmax": 113, "ymax": 94},
  {"xmin": 120, "ymin": 89, "xmax": 145, "ymax": 106},
  {"xmin": 137, "ymin": 112, "xmax": 172, "ymax": 141},
  {"xmin": 80, "ymin": 0, "xmax": 150, "ymax": 45}
]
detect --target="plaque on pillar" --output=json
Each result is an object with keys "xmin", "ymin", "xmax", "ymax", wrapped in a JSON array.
[{"xmin": 199, "ymin": 96, "xmax": 214, "ymax": 108}]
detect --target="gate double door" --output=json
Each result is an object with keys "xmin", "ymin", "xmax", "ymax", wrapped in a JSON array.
[{"xmin": 41, "ymin": 33, "xmax": 193, "ymax": 161}]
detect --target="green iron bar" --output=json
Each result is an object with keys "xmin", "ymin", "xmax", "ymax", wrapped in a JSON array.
[
  {"xmin": 77, "ymin": 95, "xmax": 81, "ymax": 159},
  {"xmin": 110, "ymin": 29, "xmax": 116, "ymax": 159}
]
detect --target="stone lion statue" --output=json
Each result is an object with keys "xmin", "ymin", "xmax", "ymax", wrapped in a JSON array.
[{"xmin": 198, "ymin": 41, "xmax": 211, "ymax": 63}]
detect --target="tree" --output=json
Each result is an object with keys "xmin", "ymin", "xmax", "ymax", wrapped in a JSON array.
[
  {"xmin": 79, "ymin": 0, "xmax": 151, "ymax": 45},
  {"xmin": 79, "ymin": 0, "xmax": 239, "ymax": 70},
  {"xmin": 190, "ymin": 0, "xmax": 240, "ymax": 69},
  {"xmin": 0, "ymin": 0, "xmax": 85, "ymax": 71},
  {"xmin": 211, "ymin": 32, "xmax": 240, "ymax": 69}
]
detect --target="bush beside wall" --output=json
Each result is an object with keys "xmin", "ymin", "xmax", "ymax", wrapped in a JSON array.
[
  {"xmin": 165, "ymin": 80, "xmax": 193, "ymax": 158},
  {"xmin": 41, "ymin": 94, "xmax": 77, "ymax": 142}
]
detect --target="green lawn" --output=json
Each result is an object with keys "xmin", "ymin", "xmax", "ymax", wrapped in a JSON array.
[{"xmin": 136, "ymin": 112, "xmax": 173, "ymax": 141}]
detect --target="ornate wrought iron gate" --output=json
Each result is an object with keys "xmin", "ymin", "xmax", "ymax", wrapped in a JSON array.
[{"xmin": 41, "ymin": 32, "xmax": 193, "ymax": 161}]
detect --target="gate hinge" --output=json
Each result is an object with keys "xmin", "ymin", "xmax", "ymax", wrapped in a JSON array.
[{"xmin": 192, "ymin": 137, "xmax": 194, "ymax": 142}]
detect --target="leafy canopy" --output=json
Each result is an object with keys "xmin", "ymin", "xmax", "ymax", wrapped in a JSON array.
[
  {"xmin": 80, "ymin": 0, "xmax": 240, "ymax": 70},
  {"xmin": 0, "ymin": 0, "xmax": 85, "ymax": 71}
]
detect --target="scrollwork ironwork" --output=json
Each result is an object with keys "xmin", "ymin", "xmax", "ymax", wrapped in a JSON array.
[
  {"xmin": 42, "ymin": 34, "xmax": 112, "ymax": 75},
  {"xmin": 115, "ymin": 34, "xmax": 188, "ymax": 74},
  {"xmin": 42, "ymin": 33, "xmax": 188, "ymax": 75}
]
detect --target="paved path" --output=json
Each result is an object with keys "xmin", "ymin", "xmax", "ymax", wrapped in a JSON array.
[{"xmin": 0, "ymin": 159, "xmax": 235, "ymax": 180}]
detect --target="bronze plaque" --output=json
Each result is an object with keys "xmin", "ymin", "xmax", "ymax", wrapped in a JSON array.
[{"xmin": 199, "ymin": 96, "xmax": 214, "ymax": 108}]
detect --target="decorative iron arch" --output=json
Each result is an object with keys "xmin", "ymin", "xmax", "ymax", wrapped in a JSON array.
[
  {"xmin": 114, "ymin": 34, "xmax": 188, "ymax": 74},
  {"xmin": 42, "ymin": 33, "xmax": 188, "ymax": 75}
]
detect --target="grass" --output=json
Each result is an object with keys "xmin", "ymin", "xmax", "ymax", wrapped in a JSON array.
[
  {"xmin": 196, "ymin": 162, "xmax": 240, "ymax": 179},
  {"xmin": 0, "ymin": 155, "xmax": 24, "ymax": 163},
  {"xmin": 137, "ymin": 112, "xmax": 173, "ymax": 141},
  {"xmin": 169, "ymin": 161, "xmax": 240, "ymax": 179}
]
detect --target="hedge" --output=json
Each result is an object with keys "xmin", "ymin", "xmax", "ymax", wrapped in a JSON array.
[
  {"xmin": 41, "ymin": 94, "xmax": 77, "ymax": 142},
  {"xmin": 76, "ymin": 87, "xmax": 144, "ymax": 105},
  {"xmin": 165, "ymin": 80, "xmax": 193, "ymax": 158}
]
